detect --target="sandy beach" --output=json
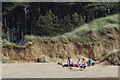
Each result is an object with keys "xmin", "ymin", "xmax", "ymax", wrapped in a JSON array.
[
  {"xmin": 0, "ymin": 62, "xmax": 2, "ymax": 79},
  {"xmin": 2, "ymin": 63, "xmax": 118, "ymax": 78}
]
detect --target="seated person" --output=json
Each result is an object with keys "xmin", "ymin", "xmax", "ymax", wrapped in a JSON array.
[
  {"xmin": 87, "ymin": 59, "xmax": 93, "ymax": 66},
  {"xmin": 87, "ymin": 59, "xmax": 94, "ymax": 66},
  {"xmin": 63, "ymin": 57, "xmax": 73, "ymax": 67},
  {"xmin": 73, "ymin": 58, "xmax": 82, "ymax": 67},
  {"xmin": 80, "ymin": 58, "xmax": 87, "ymax": 69}
]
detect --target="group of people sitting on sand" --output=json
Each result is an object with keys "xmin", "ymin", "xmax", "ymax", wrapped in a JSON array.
[{"xmin": 62, "ymin": 57, "xmax": 94, "ymax": 70}]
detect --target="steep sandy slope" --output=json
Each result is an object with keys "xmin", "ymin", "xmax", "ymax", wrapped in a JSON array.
[
  {"xmin": 99, "ymin": 49, "xmax": 120, "ymax": 65},
  {"xmin": 2, "ymin": 14, "xmax": 120, "ymax": 65}
]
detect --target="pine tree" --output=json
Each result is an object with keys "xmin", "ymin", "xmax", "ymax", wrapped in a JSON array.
[{"xmin": 37, "ymin": 10, "xmax": 59, "ymax": 36}]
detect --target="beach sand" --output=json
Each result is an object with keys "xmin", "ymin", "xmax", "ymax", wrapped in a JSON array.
[
  {"xmin": 2, "ymin": 63, "xmax": 118, "ymax": 78},
  {"xmin": 0, "ymin": 62, "xmax": 2, "ymax": 79}
]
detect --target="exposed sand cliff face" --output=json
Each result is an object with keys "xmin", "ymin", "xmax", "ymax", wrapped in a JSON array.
[
  {"xmin": 99, "ymin": 49, "xmax": 120, "ymax": 66},
  {"xmin": 2, "ymin": 27, "xmax": 120, "ymax": 64}
]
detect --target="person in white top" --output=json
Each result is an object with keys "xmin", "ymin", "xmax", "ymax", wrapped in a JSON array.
[
  {"xmin": 63, "ymin": 57, "xmax": 73, "ymax": 67},
  {"xmin": 73, "ymin": 58, "xmax": 82, "ymax": 67},
  {"xmin": 67, "ymin": 57, "xmax": 73, "ymax": 64}
]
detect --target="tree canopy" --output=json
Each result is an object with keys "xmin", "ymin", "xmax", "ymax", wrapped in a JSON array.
[{"xmin": 2, "ymin": 2, "xmax": 119, "ymax": 43}]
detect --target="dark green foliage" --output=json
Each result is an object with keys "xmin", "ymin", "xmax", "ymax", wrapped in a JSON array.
[
  {"xmin": 2, "ymin": 2, "xmax": 119, "ymax": 43},
  {"xmin": 72, "ymin": 13, "xmax": 85, "ymax": 27},
  {"xmin": 36, "ymin": 10, "xmax": 59, "ymax": 36}
]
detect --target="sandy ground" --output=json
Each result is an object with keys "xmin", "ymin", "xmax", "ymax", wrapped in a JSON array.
[
  {"xmin": 0, "ymin": 62, "xmax": 2, "ymax": 79},
  {"xmin": 2, "ymin": 63, "xmax": 118, "ymax": 78}
]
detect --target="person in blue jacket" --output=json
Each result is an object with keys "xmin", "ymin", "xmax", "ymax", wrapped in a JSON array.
[{"xmin": 87, "ymin": 59, "xmax": 93, "ymax": 67}]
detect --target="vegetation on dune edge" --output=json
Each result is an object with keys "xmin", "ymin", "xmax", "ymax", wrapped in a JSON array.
[
  {"xmin": 25, "ymin": 14, "xmax": 119, "ymax": 43},
  {"xmin": 2, "ymin": 14, "xmax": 119, "ymax": 47}
]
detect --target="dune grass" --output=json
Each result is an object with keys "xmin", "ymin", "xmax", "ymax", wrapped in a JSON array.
[
  {"xmin": 3, "ymin": 14, "xmax": 119, "ymax": 46},
  {"xmin": 57, "ymin": 13, "xmax": 119, "ymax": 43},
  {"xmin": 2, "ymin": 39, "xmax": 27, "ymax": 47},
  {"xmin": 24, "ymin": 13, "xmax": 119, "ymax": 44}
]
